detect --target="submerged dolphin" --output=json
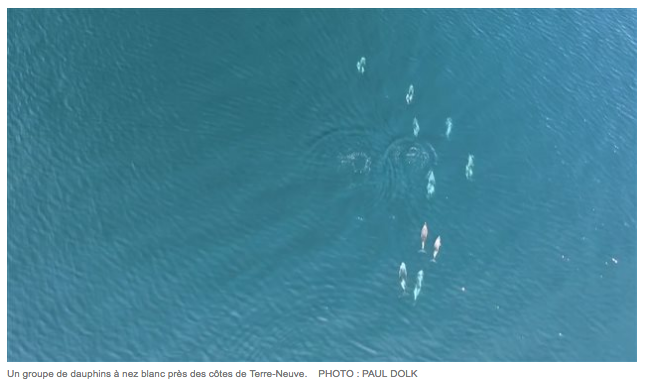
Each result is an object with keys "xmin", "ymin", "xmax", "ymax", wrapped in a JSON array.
[
  {"xmin": 465, "ymin": 154, "xmax": 475, "ymax": 180},
  {"xmin": 399, "ymin": 262, "xmax": 407, "ymax": 293},
  {"xmin": 413, "ymin": 270, "xmax": 424, "ymax": 301},
  {"xmin": 406, "ymin": 84, "xmax": 414, "ymax": 105},
  {"xmin": 445, "ymin": 117, "xmax": 453, "ymax": 140},
  {"xmin": 426, "ymin": 170, "xmax": 436, "ymax": 199},
  {"xmin": 357, "ymin": 56, "xmax": 366, "ymax": 74}
]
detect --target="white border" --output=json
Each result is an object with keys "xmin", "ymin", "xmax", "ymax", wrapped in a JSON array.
[
  {"xmin": 1, "ymin": 1, "xmax": 644, "ymax": 8},
  {"xmin": 2, "ymin": 3, "xmax": 641, "ymax": 382}
]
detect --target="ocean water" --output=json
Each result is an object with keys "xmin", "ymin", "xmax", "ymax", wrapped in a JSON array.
[{"xmin": 7, "ymin": 9, "xmax": 636, "ymax": 362}]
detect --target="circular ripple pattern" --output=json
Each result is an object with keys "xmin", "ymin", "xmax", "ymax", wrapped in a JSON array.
[{"xmin": 306, "ymin": 120, "xmax": 439, "ymax": 215}]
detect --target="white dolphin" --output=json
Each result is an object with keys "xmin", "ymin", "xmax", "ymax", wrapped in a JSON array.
[
  {"xmin": 465, "ymin": 154, "xmax": 475, "ymax": 180},
  {"xmin": 445, "ymin": 117, "xmax": 453, "ymax": 140},
  {"xmin": 406, "ymin": 84, "xmax": 414, "ymax": 105},
  {"xmin": 426, "ymin": 170, "xmax": 436, "ymax": 199},
  {"xmin": 413, "ymin": 270, "xmax": 424, "ymax": 302},
  {"xmin": 356, "ymin": 57, "xmax": 366, "ymax": 74},
  {"xmin": 432, "ymin": 236, "xmax": 442, "ymax": 262},
  {"xmin": 420, "ymin": 222, "xmax": 428, "ymax": 252},
  {"xmin": 399, "ymin": 262, "xmax": 407, "ymax": 293},
  {"xmin": 413, "ymin": 117, "xmax": 420, "ymax": 137}
]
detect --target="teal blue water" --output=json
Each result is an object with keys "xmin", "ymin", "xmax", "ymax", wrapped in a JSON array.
[{"xmin": 8, "ymin": 9, "xmax": 636, "ymax": 361}]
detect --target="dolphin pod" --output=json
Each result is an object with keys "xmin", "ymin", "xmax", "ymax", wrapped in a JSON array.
[
  {"xmin": 350, "ymin": 58, "xmax": 471, "ymax": 305},
  {"xmin": 400, "ymin": 223, "xmax": 444, "ymax": 304}
]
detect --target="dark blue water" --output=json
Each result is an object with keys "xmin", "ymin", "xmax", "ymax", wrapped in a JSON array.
[{"xmin": 7, "ymin": 9, "xmax": 637, "ymax": 361}]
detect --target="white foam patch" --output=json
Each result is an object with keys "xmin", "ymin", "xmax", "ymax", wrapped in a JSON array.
[
  {"xmin": 413, "ymin": 117, "xmax": 420, "ymax": 137},
  {"xmin": 392, "ymin": 141, "xmax": 431, "ymax": 170},
  {"xmin": 339, "ymin": 151, "xmax": 372, "ymax": 174},
  {"xmin": 406, "ymin": 84, "xmax": 414, "ymax": 105},
  {"xmin": 356, "ymin": 57, "xmax": 366, "ymax": 74},
  {"xmin": 405, "ymin": 146, "xmax": 430, "ymax": 169}
]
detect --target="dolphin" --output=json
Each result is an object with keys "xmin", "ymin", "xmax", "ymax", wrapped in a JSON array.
[
  {"xmin": 465, "ymin": 154, "xmax": 475, "ymax": 180},
  {"xmin": 406, "ymin": 84, "xmax": 414, "ymax": 105},
  {"xmin": 420, "ymin": 222, "xmax": 428, "ymax": 252},
  {"xmin": 445, "ymin": 117, "xmax": 453, "ymax": 140},
  {"xmin": 399, "ymin": 262, "xmax": 407, "ymax": 293},
  {"xmin": 356, "ymin": 56, "xmax": 366, "ymax": 74},
  {"xmin": 432, "ymin": 236, "xmax": 442, "ymax": 262},
  {"xmin": 413, "ymin": 270, "xmax": 424, "ymax": 302},
  {"xmin": 426, "ymin": 170, "xmax": 436, "ymax": 199}
]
